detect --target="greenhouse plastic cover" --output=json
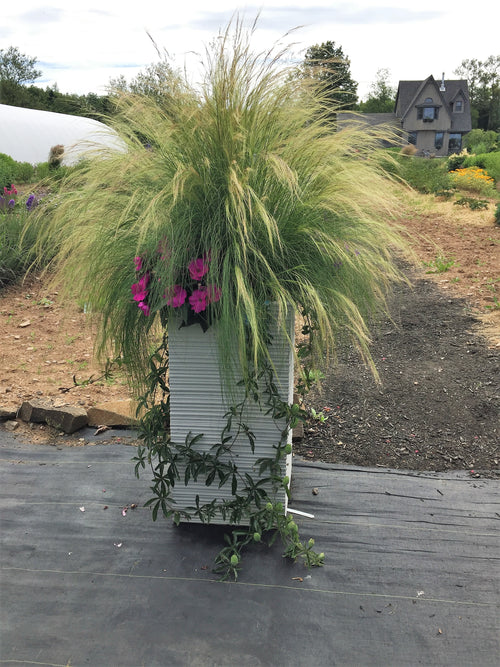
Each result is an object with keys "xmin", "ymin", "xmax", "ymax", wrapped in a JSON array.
[{"xmin": 0, "ymin": 103, "xmax": 124, "ymax": 165}]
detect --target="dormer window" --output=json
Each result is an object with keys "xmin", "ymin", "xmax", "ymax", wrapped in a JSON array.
[{"xmin": 454, "ymin": 100, "xmax": 463, "ymax": 113}]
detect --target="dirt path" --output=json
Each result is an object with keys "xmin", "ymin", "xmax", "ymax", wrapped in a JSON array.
[{"xmin": 295, "ymin": 260, "xmax": 499, "ymax": 476}]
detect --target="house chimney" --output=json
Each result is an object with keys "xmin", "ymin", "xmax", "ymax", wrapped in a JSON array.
[{"xmin": 440, "ymin": 73, "xmax": 446, "ymax": 92}]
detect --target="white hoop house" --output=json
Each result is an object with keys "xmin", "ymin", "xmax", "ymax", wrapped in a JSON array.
[{"xmin": 0, "ymin": 103, "xmax": 123, "ymax": 165}]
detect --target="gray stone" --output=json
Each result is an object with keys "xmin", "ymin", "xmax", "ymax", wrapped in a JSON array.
[
  {"xmin": 4, "ymin": 420, "xmax": 19, "ymax": 431},
  {"xmin": 0, "ymin": 408, "xmax": 17, "ymax": 421},
  {"xmin": 87, "ymin": 399, "xmax": 142, "ymax": 427},
  {"xmin": 18, "ymin": 399, "xmax": 88, "ymax": 434}
]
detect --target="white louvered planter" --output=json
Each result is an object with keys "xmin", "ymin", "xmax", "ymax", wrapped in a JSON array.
[{"xmin": 168, "ymin": 307, "xmax": 294, "ymax": 525}]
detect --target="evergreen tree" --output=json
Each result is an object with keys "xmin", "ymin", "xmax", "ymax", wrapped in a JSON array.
[{"xmin": 303, "ymin": 41, "xmax": 358, "ymax": 112}]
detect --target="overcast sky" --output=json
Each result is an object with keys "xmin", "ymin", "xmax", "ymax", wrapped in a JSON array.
[{"xmin": 2, "ymin": 0, "xmax": 498, "ymax": 101}]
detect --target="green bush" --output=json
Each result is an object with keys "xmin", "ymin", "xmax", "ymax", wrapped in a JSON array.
[
  {"xmin": 0, "ymin": 193, "xmax": 39, "ymax": 287},
  {"xmin": 463, "ymin": 152, "xmax": 500, "ymax": 183},
  {"xmin": 464, "ymin": 129, "xmax": 498, "ymax": 154},
  {"xmin": 14, "ymin": 161, "xmax": 35, "ymax": 183},
  {"xmin": 447, "ymin": 152, "xmax": 467, "ymax": 172},
  {"xmin": 397, "ymin": 155, "xmax": 451, "ymax": 194},
  {"xmin": 0, "ymin": 153, "xmax": 17, "ymax": 189}
]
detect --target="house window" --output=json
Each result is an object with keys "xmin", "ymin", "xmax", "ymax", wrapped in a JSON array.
[
  {"xmin": 454, "ymin": 100, "xmax": 463, "ymax": 113},
  {"xmin": 435, "ymin": 132, "xmax": 444, "ymax": 150},
  {"xmin": 408, "ymin": 131, "xmax": 417, "ymax": 145},
  {"xmin": 448, "ymin": 133, "xmax": 462, "ymax": 154},
  {"xmin": 417, "ymin": 106, "xmax": 439, "ymax": 121}
]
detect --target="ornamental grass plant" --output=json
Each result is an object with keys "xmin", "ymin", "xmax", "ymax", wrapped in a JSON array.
[{"xmin": 30, "ymin": 20, "xmax": 406, "ymax": 393}]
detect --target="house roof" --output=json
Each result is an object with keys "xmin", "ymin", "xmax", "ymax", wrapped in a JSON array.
[{"xmin": 396, "ymin": 76, "xmax": 471, "ymax": 132}]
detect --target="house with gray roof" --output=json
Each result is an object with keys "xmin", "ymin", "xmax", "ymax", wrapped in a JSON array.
[
  {"xmin": 394, "ymin": 74, "xmax": 471, "ymax": 156},
  {"xmin": 338, "ymin": 75, "xmax": 471, "ymax": 157}
]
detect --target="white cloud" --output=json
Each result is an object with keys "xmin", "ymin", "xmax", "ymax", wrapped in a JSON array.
[{"xmin": 2, "ymin": 1, "xmax": 498, "ymax": 100}]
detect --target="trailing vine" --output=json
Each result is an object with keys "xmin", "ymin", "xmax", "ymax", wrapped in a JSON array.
[{"xmin": 132, "ymin": 315, "xmax": 325, "ymax": 580}]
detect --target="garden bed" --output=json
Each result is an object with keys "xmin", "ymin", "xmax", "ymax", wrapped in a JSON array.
[{"xmin": 1, "ymin": 195, "xmax": 499, "ymax": 475}]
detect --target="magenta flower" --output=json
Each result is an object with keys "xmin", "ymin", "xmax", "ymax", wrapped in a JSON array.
[
  {"xmin": 206, "ymin": 284, "xmax": 221, "ymax": 303},
  {"xmin": 166, "ymin": 285, "xmax": 187, "ymax": 308},
  {"xmin": 131, "ymin": 272, "xmax": 150, "ymax": 302},
  {"xmin": 188, "ymin": 257, "xmax": 209, "ymax": 281},
  {"xmin": 134, "ymin": 256, "xmax": 143, "ymax": 272},
  {"xmin": 138, "ymin": 302, "xmax": 150, "ymax": 316},
  {"xmin": 189, "ymin": 287, "xmax": 208, "ymax": 313}
]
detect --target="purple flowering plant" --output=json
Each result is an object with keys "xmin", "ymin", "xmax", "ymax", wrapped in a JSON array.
[{"xmin": 0, "ymin": 185, "xmax": 39, "ymax": 215}]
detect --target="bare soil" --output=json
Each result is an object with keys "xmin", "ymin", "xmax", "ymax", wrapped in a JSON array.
[{"xmin": 1, "ymin": 194, "xmax": 499, "ymax": 475}]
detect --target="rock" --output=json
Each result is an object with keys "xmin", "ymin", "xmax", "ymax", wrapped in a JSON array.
[
  {"xmin": 0, "ymin": 407, "xmax": 17, "ymax": 421},
  {"xmin": 4, "ymin": 420, "xmax": 19, "ymax": 431},
  {"xmin": 18, "ymin": 398, "xmax": 88, "ymax": 434},
  {"xmin": 87, "ymin": 399, "xmax": 143, "ymax": 427},
  {"xmin": 292, "ymin": 420, "xmax": 304, "ymax": 442}
]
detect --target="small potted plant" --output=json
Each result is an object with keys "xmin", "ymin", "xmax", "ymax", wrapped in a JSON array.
[{"xmin": 31, "ymin": 19, "xmax": 406, "ymax": 577}]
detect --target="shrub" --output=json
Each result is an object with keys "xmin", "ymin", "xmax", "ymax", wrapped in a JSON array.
[
  {"xmin": 449, "ymin": 167, "xmax": 496, "ymax": 196},
  {"xmin": 0, "ymin": 187, "xmax": 42, "ymax": 287},
  {"xmin": 464, "ymin": 129, "xmax": 498, "ymax": 154},
  {"xmin": 494, "ymin": 202, "xmax": 500, "ymax": 226},
  {"xmin": 397, "ymin": 155, "xmax": 450, "ymax": 194},
  {"xmin": 463, "ymin": 152, "xmax": 500, "ymax": 183},
  {"xmin": 0, "ymin": 153, "xmax": 17, "ymax": 189},
  {"xmin": 400, "ymin": 144, "xmax": 417, "ymax": 156},
  {"xmin": 14, "ymin": 161, "xmax": 35, "ymax": 183},
  {"xmin": 447, "ymin": 151, "xmax": 467, "ymax": 172}
]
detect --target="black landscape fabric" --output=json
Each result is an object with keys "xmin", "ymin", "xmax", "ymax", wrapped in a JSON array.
[{"xmin": 1, "ymin": 432, "xmax": 499, "ymax": 667}]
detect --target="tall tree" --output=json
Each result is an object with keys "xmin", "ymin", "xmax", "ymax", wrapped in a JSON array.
[
  {"xmin": 358, "ymin": 68, "xmax": 396, "ymax": 113},
  {"xmin": 0, "ymin": 46, "xmax": 42, "ymax": 106},
  {"xmin": 454, "ymin": 56, "xmax": 499, "ymax": 131},
  {"xmin": 0, "ymin": 46, "xmax": 41, "ymax": 85},
  {"xmin": 303, "ymin": 41, "xmax": 358, "ymax": 112}
]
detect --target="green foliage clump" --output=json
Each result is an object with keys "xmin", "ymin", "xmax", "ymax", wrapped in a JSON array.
[
  {"xmin": 0, "ymin": 188, "xmax": 41, "ymax": 287},
  {"xmin": 447, "ymin": 152, "xmax": 467, "ymax": 172},
  {"xmin": 29, "ymin": 20, "xmax": 407, "ymax": 390},
  {"xmin": 463, "ymin": 152, "xmax": 500, "ymax": 183},
  {"xmin": 464, "ymin": 129, "xmax": 498, "ymax": 154},
  {"xmin": 397, "ymin": 155, "xmax": 451, "ymax": 194},
  {"xmin": 0, "ymin": 153, "xmax": 17, "ymax": 188},
  {"xmin": 14, "ymin": 162, "xmax": 35, "ymax": 183},
  {"xmin": 454, "ymin": 196, "xmax": 489, "ymax": 210}
]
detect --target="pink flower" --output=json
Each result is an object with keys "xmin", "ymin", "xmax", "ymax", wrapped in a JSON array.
[
  {"xmin": 206, "ymin": 284, "xmax": 221, "ymax": 303},
  {"xmin": 166, "ymin": 285, "xmax": 187, "ymax": 308},
  {"xmin": 134, "ymin": 256, "xmax": 143, "ymax": 272},
  {"xmin": 138, "ymin": 302, "xmax": 150, "ymax": 316},
  {"xmin": 188, "ymin": 257, "xmax": 209, "ymax": 281},
  {"xmin": 131, "ymin": 272, "xmax": 150, "ymax": 302},
  {"xmin": 189, "ymin": 287, "xmax": 208, "ymax": 313}
]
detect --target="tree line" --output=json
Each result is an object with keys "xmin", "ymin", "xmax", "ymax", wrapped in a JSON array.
[{"xmin": 1, "ymin": 45, "xmax": 498, "ymax": 131}]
